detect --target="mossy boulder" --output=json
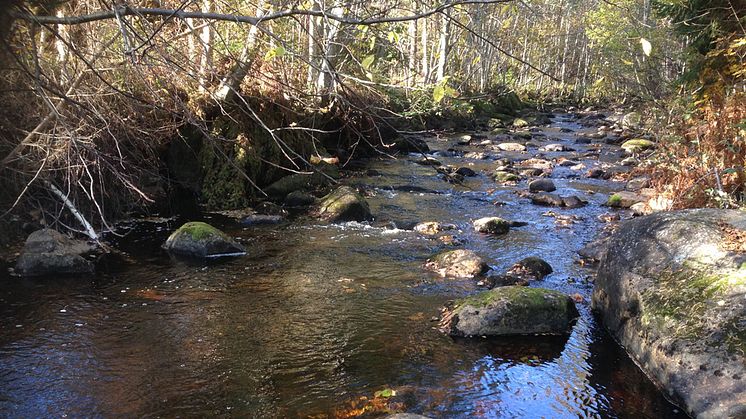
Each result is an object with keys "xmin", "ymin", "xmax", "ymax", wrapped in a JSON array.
[
  {"xmin": 443, "ymin": 286, "xmax": 578, "ymax": 337},
  {"xmin": 15, "ymin": 229, "xmax": 95, "ymax": 276},
  {"xmin": 492, "ymin": 171, "xmax": 520, "ymax": 183},
  {"xmin": 512, "ymin": 118, "xmax": 529, "ymax": 128},
  {"xmin": 424, "ymin": 249, "xmax": 489, "ymax": 278},
  {"xmin": 473, "ymin": 217, "xmax": 511, "ymax": 235},
  {"xmin": 593, "ymin": 209, "xmax": 746, "ymax": 418},
  {"xmin": 163, "ymin": 222, "xmax": 245, "ymax": 258},
  {"xmin": 317, "ymin": 186, "xmax": 372, "ymax": 222},
  {"xmin": 621, "ymin": 138, "xmax": 655, "ymax": 154}
]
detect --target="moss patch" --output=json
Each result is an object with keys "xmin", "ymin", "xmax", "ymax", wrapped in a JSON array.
[
  {"xmin": 456, "ymin": 286, "xmax": 564, "ymax": 310},
  {"xmin": 175, "ymin": 222, "xmax": 226, "ymax": 241},
  {"xmin": 607, "ymin": 194, "xmax": 622, "ymax": 206},
  {"xmin": 640, "ymin": 268, "xmax": 744, "ymax": 344}
]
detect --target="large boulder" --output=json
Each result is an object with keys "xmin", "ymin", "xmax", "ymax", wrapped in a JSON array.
[
  {"xmin": 317, "ymin": 186, "xmax": 373, "ymax": 222},
  {"xmin": 15, "ymin": 229, "xmax": 94, "ymax": 276},
  {"xmin": 592, "ymin": 209, "xmax": 746, "ymax": 418},
  {"xmin": 163, "ymin": 222, "xmax": 245, "ymax": 258},
  {"xmin": 442, "ymin": 286, "xmax": 578, "ymax": 337},
  {"xmin": 424, "ymin": 249, "xmax": 489, "ymax": 278}
]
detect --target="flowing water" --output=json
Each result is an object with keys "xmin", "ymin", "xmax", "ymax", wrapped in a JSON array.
[{"xmin": 0, "ymin": 114, "xmax": 687, "ymax": 418}]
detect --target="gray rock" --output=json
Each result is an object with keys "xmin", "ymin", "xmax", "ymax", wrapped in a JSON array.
[
  {"xmin": 163, "ymin": 222, "xmax": 245, "ymax": 258},
  {"xmin": 561, "ymin": 196, "xmax": 587, "ymax": 208},
  {"xmin": 496, "ymin": 142, "xmax": 527, "ymax": 152},
  {"xmin": 386, "ymin": 415, "xmax": 432, "ymax": 419},
  {"xmin": 317, "ymin": 186, "xmax": 373, "ymax": 222},
  {"xmin": 473, "ymin": 217, "xmax": 511, "ymax": 235},
  {"xmin": 593, "ymin": 209, "xmax": 746, "ymax": 418},
  {"xmin": 626, "ymin": 176, "xmax": 651, "ymax": 191},
  {"xmin": 529, "ymin": 178, "xmax": 556, "ymax": 193},
  {"xmin": 425, "ymin": 249, "xmax": 489, "ymax": 278},
  {"xmin": 284, "ymin": 190, "xmax": 316, "ymax": 207},
  {"xmin": 444, "ymin": 286, "xmax": 578, "ymax": 336},
  {"xmin": 15, "ymin": 229, "xmax": 94, "ymax": 276}
]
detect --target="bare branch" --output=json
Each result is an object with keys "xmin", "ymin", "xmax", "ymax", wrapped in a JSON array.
[{"xmin": 11, "ymin": 1, "xmax": 515, "ymax": 27}]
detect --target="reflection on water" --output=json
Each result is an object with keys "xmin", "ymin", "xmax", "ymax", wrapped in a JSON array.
[{"xmin": 0, "ymin": 116, "xmax": 686, "ymax": 418}]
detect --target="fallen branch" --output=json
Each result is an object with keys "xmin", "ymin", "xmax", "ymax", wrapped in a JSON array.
[{"xmin": 45, "ymin": 180, "xmax": 100, "ymax": 244}]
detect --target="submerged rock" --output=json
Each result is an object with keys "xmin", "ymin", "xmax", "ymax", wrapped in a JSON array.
[
  {"xmin": 424, "ymin": 249, "xmax": 489, "ymax": 278},
  {"xmin": 528, "ymin": 178, "xmax": 556, "ymax": 193},
  {"xmin": 507, "ymin": 257, "xmax": 553, "ymax": 280},
  {"xmin": 386, "ymin": 414, "xmax": 432, "ymax": 419},
  {"xmin": 163, "ymin": 222, "xmax": 245, "ymax": 258},
  {"xmin": 15, "ymin": 229, "xmax": 95, "ymax": 276},
  {"xmin": 473, "ymin": 217, "xmax": 511, "ymax": 235},
  {"xmin": 443, "ymin": 286, "xmax": 578, "ymax": 337},
  {"xmin": 530, "ymin": 193, "xmax": 565, "ymax": 207},
  {"xmin": 317, "ymin": 186, "xmax": 373, "ymax": 222},
  {"xmin": 593, "ymin": 209, "xmax": 746, "ymax": 418}
]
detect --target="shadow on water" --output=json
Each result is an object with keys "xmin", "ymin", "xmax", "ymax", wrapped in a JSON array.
[{"xmin": 0, "ymin": 115, "xmax": 689, "ymax": 418}]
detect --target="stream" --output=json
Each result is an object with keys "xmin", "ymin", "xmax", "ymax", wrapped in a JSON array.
[{"xmin": 0, "ymin": 113, "xmax": 687, "ymax": 418}]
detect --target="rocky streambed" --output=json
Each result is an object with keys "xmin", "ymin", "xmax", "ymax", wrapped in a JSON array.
[{"xmin": 0, "ymin": 111, "xmax": 721, "ymax": 418}]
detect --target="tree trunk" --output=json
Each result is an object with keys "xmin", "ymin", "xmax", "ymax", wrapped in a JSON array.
[
  {"xmin": 214, "ymin": 0, "xmax": 267, "ymax": 103},
  {"xmin": 316, "ymin": 5, "xmax": 344, "ymax": 94},
  {"xmin": 421, "ymin": 15, "xmax": 429, "ymax": 83},
  {"xmin": 197, "ymin": 0, "xmax": 213, "ymax": 93},
  {"xmin": 435, "ymin": 10, "xmax": 450, "ymax": 82}
]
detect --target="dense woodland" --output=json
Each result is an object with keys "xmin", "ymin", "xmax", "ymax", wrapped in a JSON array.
[{"xmin": 0, "ymin": 0, "xmax": 744, "ymax": 235}]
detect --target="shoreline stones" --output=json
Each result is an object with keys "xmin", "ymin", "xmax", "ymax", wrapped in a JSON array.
[
  {"xmin": 317, "ymin": 186, "xmax": 373, "ymax": 222},
  {"xmin": 441, "ymin": 286, "xmax": 579, "ymax": 337},
  {"xmin": 424, "ymin": 249, "xmax": 489, "ymax": 278},
  {"xmin": 163, "ymin": 222, "xmax": 245, "ymax": 258},
  {"xmin": 15, "ymin": 229, "xmax": 95, "ymax": 276}
]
